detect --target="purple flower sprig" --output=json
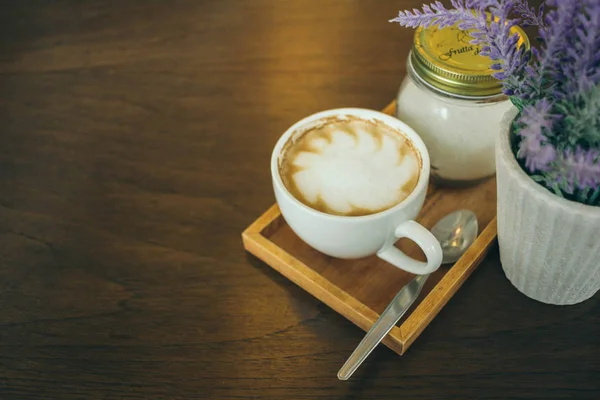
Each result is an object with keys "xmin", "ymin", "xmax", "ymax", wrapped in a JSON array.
[
  {"xmin": 556, "ymin": 147, "xmax": 600, "ymax": 195},
  {"xmin": 512, "ymin": 0, "xmax": 546, "ymax": 27},
  {"xmin": 389, "ymin": 1, "xmax": 482, "ymax": 27},
  {"xmin": 514, "ymin": 98, "xmax": 557, "ymax": 172},
  {"xmin": 390, "ymin": 1, "xmax": 530, "ymax": 98},
  {"xmin": 556, "ymin": 0, "xmax": 600, "ymax": 101},
  {"xmin": 530, "ymin": 0, "xmax": 600, "ymax": 104}
]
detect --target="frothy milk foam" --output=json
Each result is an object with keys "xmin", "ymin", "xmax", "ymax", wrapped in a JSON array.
[{"xmin": 279, "ymin": 116, "xmax": 421, "ymax": 216}]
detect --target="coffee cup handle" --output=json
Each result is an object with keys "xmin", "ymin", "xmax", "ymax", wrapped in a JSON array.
[{"xmin": 376, "ymin": 220, "xmax": 443, "ymax": 275}]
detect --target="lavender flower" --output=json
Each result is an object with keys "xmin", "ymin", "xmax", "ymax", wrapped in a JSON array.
[
  {"xmin": 530, "ymin": 1, "xmax": 596, "ymax": 103},
  {"xmin": 390, "ymin": 1, "xmax": 528, "ymax": 97},
  {"xmin": 510, "ymin": 1, "xmax": 574, "ymax": 103},
  {"xmin": 515, "ymin": 98, "xmax": 557, "ymax": 171},
  {"xmin": 559, "ymin": 2, "xmax": 600, "ymax": 100},
  {"xmin": 391, "ymin": 1, "xmax": 600, "ymax": 205},
  {"xmin": 389, "ymin": 1, "xmax": 479, "ymax": 29},
  {"xmin": 512, "ymin": 0, "xmax": 546, "ymax": 27},
  {"xmin": 556, "ymin": 147, "xmax": 600, "ymax": 193}
]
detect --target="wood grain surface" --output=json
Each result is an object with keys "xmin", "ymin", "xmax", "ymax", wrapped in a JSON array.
[{"xmin": 0, "ymin": 1, "xmax": 598, "ymax": 399}]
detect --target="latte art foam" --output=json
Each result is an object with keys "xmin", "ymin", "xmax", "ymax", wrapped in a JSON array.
[{"xmin": 279, "ymin": 117, "xmax": 421, "ymax": 216}]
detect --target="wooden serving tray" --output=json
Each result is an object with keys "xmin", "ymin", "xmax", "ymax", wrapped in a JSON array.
[{"xmin": 242, "ymin": 100, "xmax": 498, "ymax": 355}]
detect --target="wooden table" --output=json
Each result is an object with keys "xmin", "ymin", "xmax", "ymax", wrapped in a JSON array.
[{"xmin": 0, "ymin": 1, "xmax": 598, "ymax": 399}]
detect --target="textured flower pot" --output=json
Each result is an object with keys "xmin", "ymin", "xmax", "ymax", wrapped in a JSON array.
[{"xmin": 496, "ymin": 110, "xmax": 600, "ymax": 305}]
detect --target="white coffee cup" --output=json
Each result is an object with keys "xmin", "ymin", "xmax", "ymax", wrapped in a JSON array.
[{"xmin": 271, "ymin": 108, "xmax": 443, "ymax": 275}]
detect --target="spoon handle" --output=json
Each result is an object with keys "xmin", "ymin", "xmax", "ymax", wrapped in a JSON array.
[{"xmin": 337, "ymin": 274, "xmax": 429, "ymax": 381}]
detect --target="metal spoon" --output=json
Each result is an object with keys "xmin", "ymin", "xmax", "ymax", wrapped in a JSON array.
[{"xmin": 337, "ymin": 209, "xmax": 479, "ymax": 381}]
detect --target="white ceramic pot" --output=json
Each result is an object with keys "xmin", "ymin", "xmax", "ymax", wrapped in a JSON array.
[{"xmin": 496, "ymin": 109, "xmax": 600, "ymax": 305}]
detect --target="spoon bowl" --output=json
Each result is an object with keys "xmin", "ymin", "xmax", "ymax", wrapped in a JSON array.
[{"xmin": 432, "ymin": 209, "xmax": 479, "ymax": 264}]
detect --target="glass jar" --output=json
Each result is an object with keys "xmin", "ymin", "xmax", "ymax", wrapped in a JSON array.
[{"xmin": 396, "ymin": 22, "xmax": 529, "ymax": 186}]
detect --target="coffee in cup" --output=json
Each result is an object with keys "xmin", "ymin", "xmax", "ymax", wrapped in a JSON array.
[{"xmin": 278, "ymin": 115, "xmax": 421, "ymax": 217}]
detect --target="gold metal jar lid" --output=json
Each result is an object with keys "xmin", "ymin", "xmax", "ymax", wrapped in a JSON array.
[{"xmin": 411, "ymin": 20, "xmax": 530, "ymax": 97}]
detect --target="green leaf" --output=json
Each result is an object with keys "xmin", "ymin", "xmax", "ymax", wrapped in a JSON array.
[
  {"xmin": 531, "ymin": 175, "xmax": 546, "ymax": 183},
  {"xmin": 551, "ymin": 182, "xmax": 564, "ymax": 197},
  {"xmin": 577, "ymin": 187, "xmax": 591, "ymax": 204},
  {"xmin": 510, "ymin": 96, "xmax": 525, "ymax": 112},
  {"xmin": 589, "ymin": 187, "xmax": 600, "ymax": 206}
]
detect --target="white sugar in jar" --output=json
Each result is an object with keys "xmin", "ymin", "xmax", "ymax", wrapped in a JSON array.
[{"xmin": 396, "ymin": 22, "xmax": 529, "ymax": 186}]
